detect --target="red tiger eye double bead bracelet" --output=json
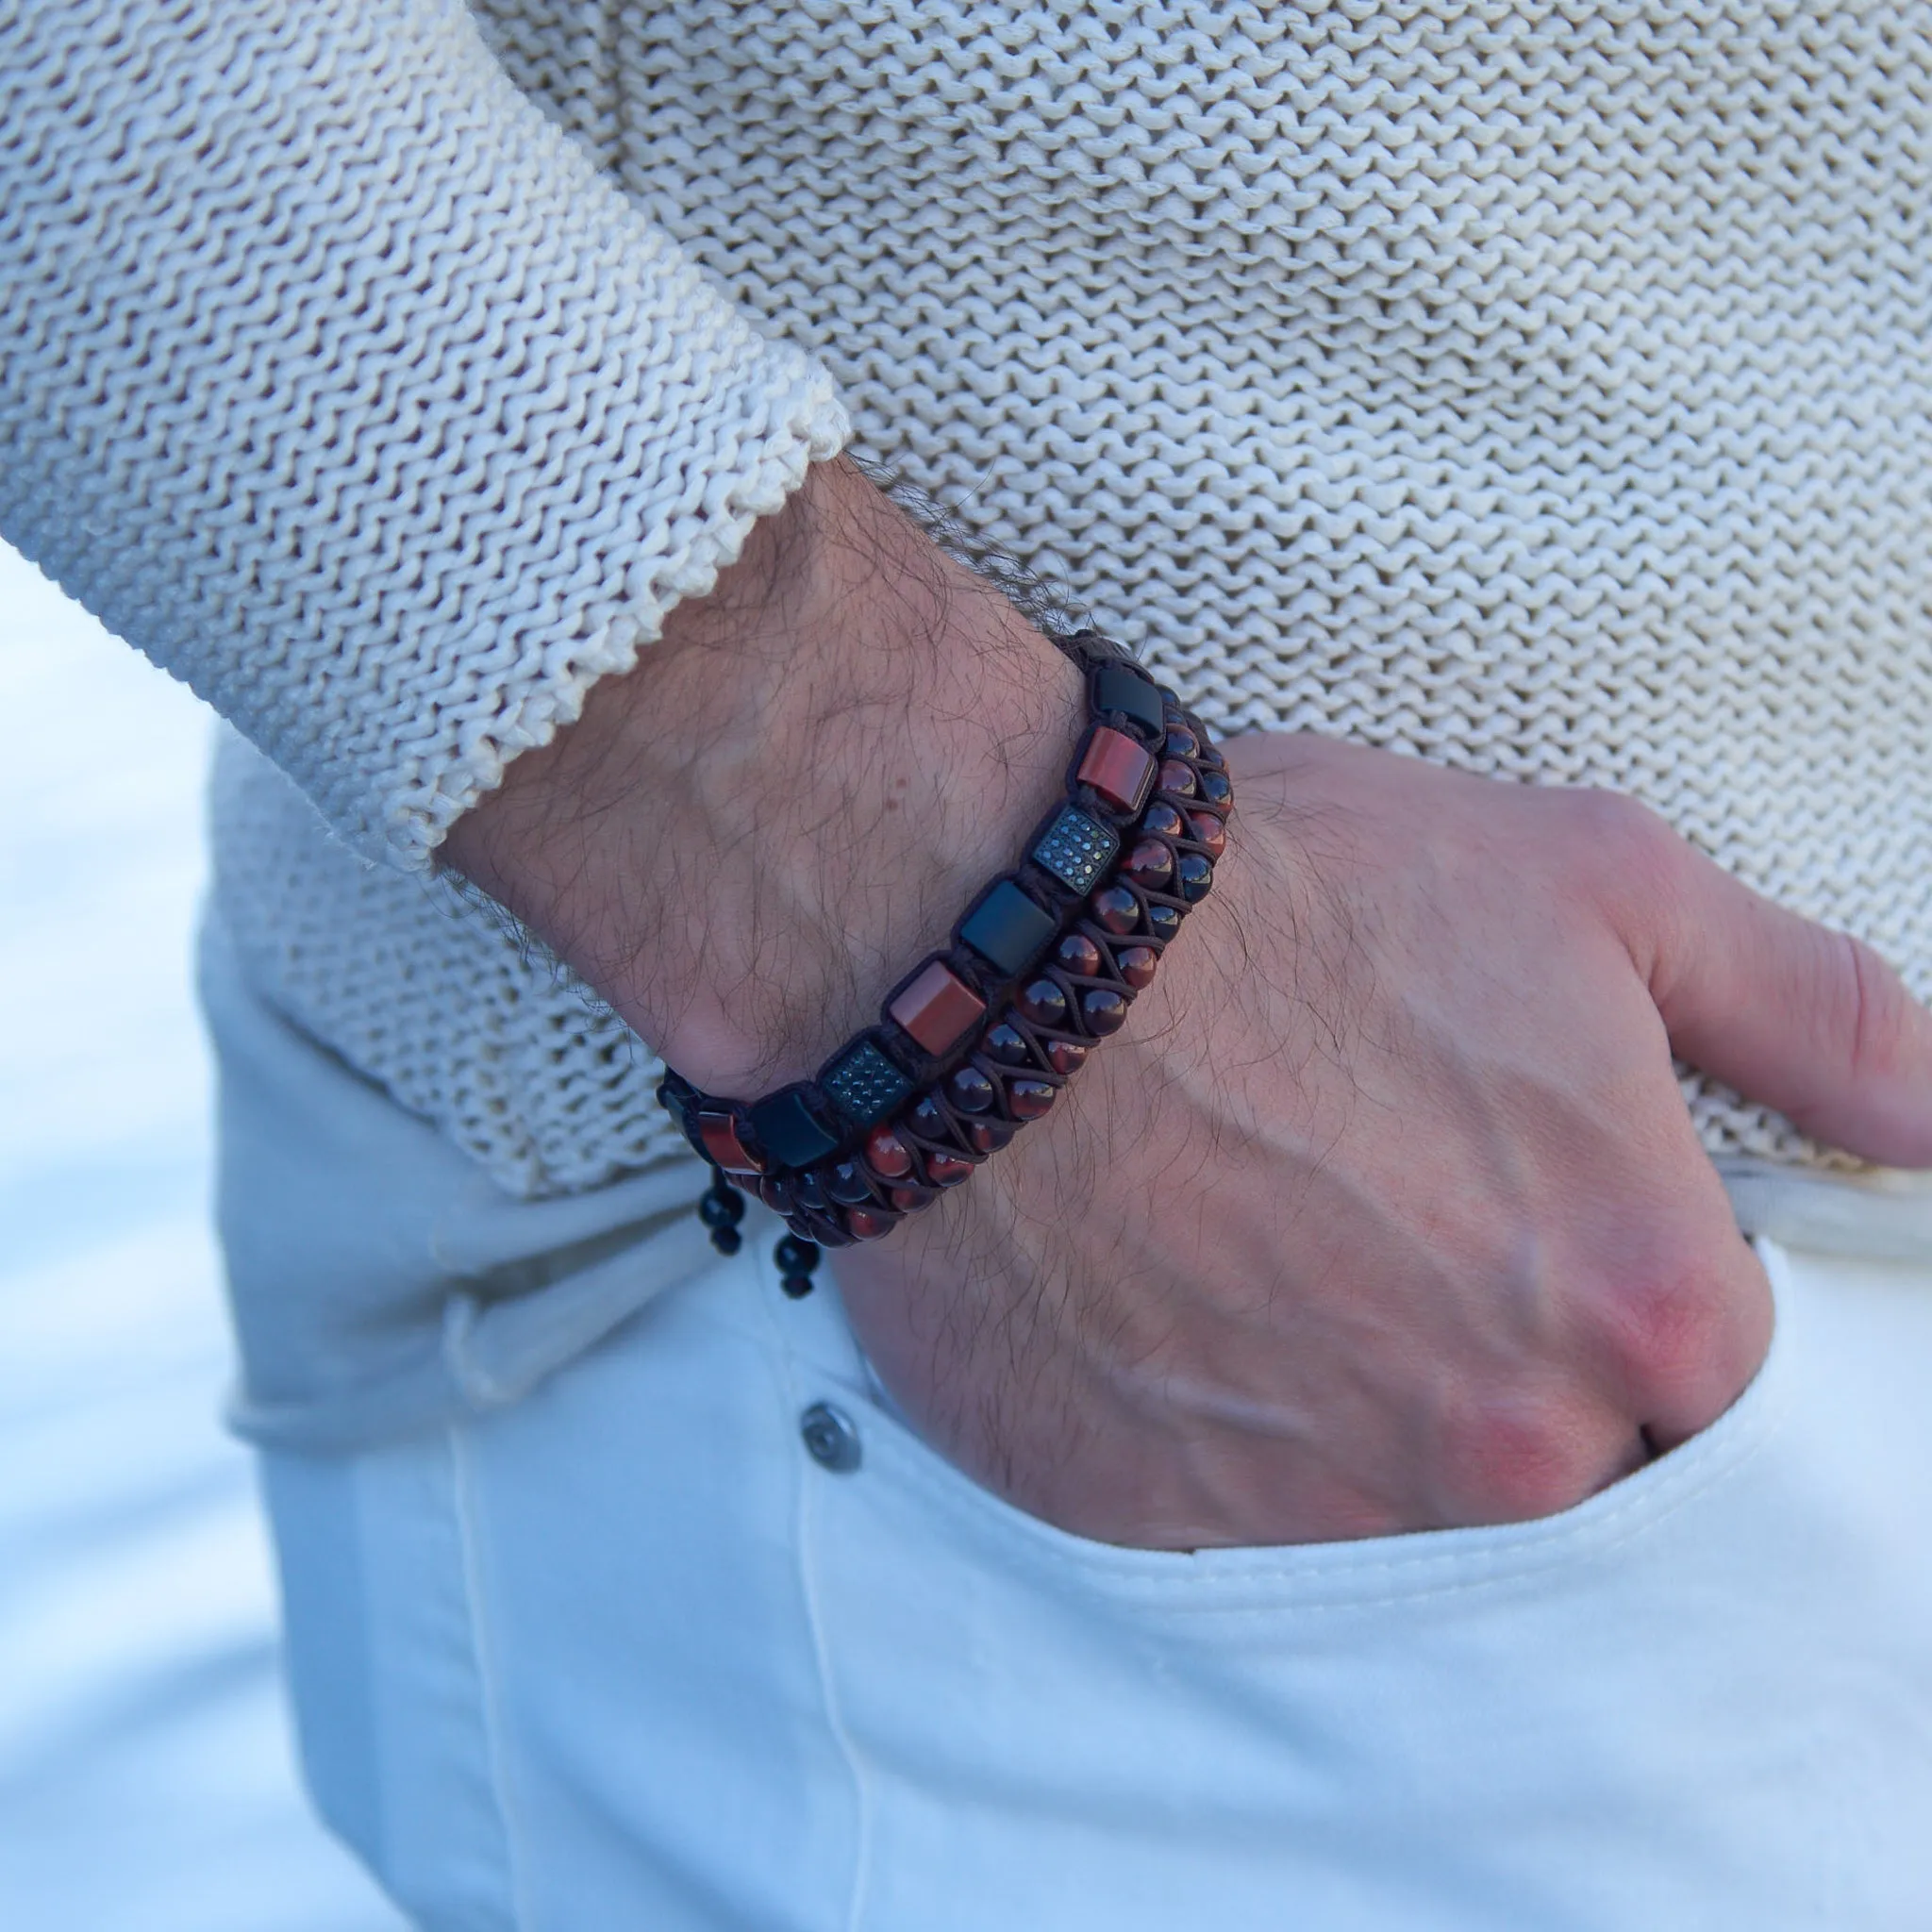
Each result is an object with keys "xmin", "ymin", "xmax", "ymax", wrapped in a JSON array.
[{"xmin": 657, "ymin": 634, "xmax": 1232, "ymax": 1298}]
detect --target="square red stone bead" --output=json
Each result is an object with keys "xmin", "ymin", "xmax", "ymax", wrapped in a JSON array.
[
  {"xmin": 697, "ymin": 1108, "xmax": 762, "ymax": 1175},
  {"xmin": 1076, "ymin": 725, "xmax": 1158, "ymax": 814},
  {"xmin": 888, "ymin": 958, "xmax": 987, "ymax": 1056}
]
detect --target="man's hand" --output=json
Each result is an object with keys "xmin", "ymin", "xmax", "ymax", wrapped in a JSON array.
[
  {"xmin": 447, "ymin": 459, "xmax": 1932, "ymax": 1551},
  {"xmin": 837, "ymin": 733, "xmax": 1932, "ymax": 1546}
]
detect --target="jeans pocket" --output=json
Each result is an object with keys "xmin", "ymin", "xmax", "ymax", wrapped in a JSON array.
[{"xmin": 788, "ymin": 1243, "xmax": 1854, "ymax": 1932}]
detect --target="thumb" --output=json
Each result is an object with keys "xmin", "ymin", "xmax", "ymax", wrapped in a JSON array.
[{"xmin": 1634, "ymin": 825, "xmax": 1932, "ymax": 1167}]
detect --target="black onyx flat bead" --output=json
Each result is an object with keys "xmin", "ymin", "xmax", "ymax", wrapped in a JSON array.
[
  {"xmin": 791, "ymin": 1167, "xmax": 829, "ymax": 1215},
  {"xmin": 909, "ymin": 1094, "xmax": 957, "ymax": 1144},
  {"xmin": 821, "ymin": 1038, "xmax": 914, "ymax": 1127},
  {"xmin": 983, "ymin": 1022, "xmax": 1035, "ymax": 1067},
  {"xmin": 758, "ymin": 1174, "xmax": 796, "ymax": 1216},
  {"xmin": 1090, "ymin": 885, "xmax": 1142, "ymax": 936},
  {"xmin": 1197, "ymin": 767, "xmax": 1232, "ymax": 808},
  {"xmin": 1163, "ymin": 724, "xmax": 1201, "ymax": 760},
  {"xmin": 1082, "ymin": 987, "xmax": 1130, "ymax": 1035},
  {"xmin": 748, "ymin": 1089, "xmax": 841, "ymax": 1171},
  {"xmin": 1033, "ymin": 807, "xmax": 1119, "ymax": 894},
  {"xmin": 1091, "ymin": 663, "xmax": 1167, "ymax": 739},
  {"xmin": 1139, "ymin": 801, "xmax": 1186, "ymax": 841},
  {"xmin": 949, "ymin": 1063, "xmax": 996, "ymax": 1113},
  {"xmin": 1145, "ymin": 903, "xmax": 1183, "ymax": 943},
  {"xmin": 1177, "ymin": 852, "xmax": 1214, "ymax": 902},
  {"xmin": 1016, "ymin": 977, "xmax": 1070, "ymax": 1028},
  {"xmin": 959, "ymin": 879, "xmax": 1058, "ymax": 976},
  {"xmin": 824, "ymin": 1158, "xmax": 876, "ymax": 1206}
]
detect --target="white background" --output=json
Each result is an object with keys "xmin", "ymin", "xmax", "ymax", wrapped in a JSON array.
[{"xmin": 0, "ymin": 543, "xmax": 407, "ymax": 1928}]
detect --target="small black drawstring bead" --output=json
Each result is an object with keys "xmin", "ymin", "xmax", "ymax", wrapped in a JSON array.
[
  {"xmin": 774, "ymin": 1233, "xmax": 821, "ymax": 1299},
  {"xmin": 698, "ymin": 1172, "xmax": 746, "ymax": 1256},
  {"xmin": 695, "ymin": 1166, "xmax": 820, "ymax": 1298}
]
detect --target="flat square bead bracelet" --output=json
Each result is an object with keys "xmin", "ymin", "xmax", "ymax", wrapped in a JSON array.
[{"xmin": 657, "ymin": 632, "xmax": 1231, "ymax": 1298}]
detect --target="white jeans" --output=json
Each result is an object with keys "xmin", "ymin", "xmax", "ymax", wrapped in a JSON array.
[{"xmin": 204, "ymin": 928, "xmax": 1932, "ymax": 1929}]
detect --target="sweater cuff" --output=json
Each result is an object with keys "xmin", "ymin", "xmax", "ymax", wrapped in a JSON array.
[{"xmin": 0, "ymin": 0, "xmax": 850, "ymax": 867}]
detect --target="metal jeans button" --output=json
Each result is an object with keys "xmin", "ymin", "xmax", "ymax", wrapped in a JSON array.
[{"xmin": 800, "ymin": 1401, "xmax": 861, "ymax": 1473}]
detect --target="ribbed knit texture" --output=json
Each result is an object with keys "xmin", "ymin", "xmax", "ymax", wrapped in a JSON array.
[
  {"xmin": 10, "ymin": 2, "xmax": 1932, "ymax": 1191},
  {"xmin": 0, "ymin": 0, "xmax": 847, "ymax": 866}
]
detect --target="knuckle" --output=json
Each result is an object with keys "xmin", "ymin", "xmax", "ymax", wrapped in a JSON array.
[
  {"xmin": 1597, "ymin": 1252, "xmax": 1743, "ymax": 1409},
  {"xmin": 1567, "ymin": 788, "xmax": 1686, "ymax": 907},
  {"xmin": 1435, "ymin": 1393, "xmax": 1608, "ymax": 1524}
]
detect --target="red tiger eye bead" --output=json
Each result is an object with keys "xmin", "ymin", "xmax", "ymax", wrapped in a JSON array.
[
  {"xmin": 888, "ymin": 959, "xmax": 987, "ymax": 1056},
  {"xmin": 889, "ymin": 1186, "xmax": 924, "ymax": 1211},
  {"xmin": 758, "ymin": 1174, "xmax": 796, "ymax": 1214},
  {"xmin": 1122, "ymin": 838, "xmax": 1174, "ymax": 890},
  {"xmin": 1083, "ymin": 987, "xmax": 1130, "ymax": 1035},
  {"xmin": 1187, "ymin": 811, "xmax": 1227, "ymax": 860},
  {"xmin": 1090, "ymin": 885, "xmax": 1142, "ymax": 935},
  {"xmin": 983, "ymin": 1022, "xmax": 1035, "ymax": 1067},
  {"xmin": 1075, "ymin": 725, "xmax": 1158, "ymax": 813},
  {"xmin": 1158, "ymin": 758, "xmax": 1198, "ymax": 799},
  {"xmin": 1008, "ymin": 1077, "xmax": 1057, "ymax": 1119},
  {"xmin": 966, "ymin": 1118, "xmax": 1016, "ymax": 1155},
  {"xmin": 864, "ymin": 1126, "xmax": 913, "ymax": 1179},
  {"xmin": 1139, "ymin": 801, "xmax": 1186, "ymax": 841},
  {"xmin": 1163, "ymin": 724, "xmax": 1201, "ymax": 759},
  {"xmin": 949, "ymin": 1063, "xmax": 996, "ymax": 1113},
  {"xmin": 1117, "ymin": 945, "xmax": 1158, "ymax": 991},
  {"xmin": 847, "ymin": 1207, "xmax": 897, "ymax": 1241},
  {"xmin": 1197, "ymin": 767, "xmax": 1232, "ymax": 808},
  {"xmin": 1045, "ymin": 1039, "xmax": 1088, "ymax": 1076},
  {"xmin": 825, "ymin": 1158, "xmax": 876, "ymax": 1205},
  {"xmin": 1057, "ymin": 932, "xmax": 1104, "ymax": 977},
  {"xmin": 1016, "ymin": 977, "xmax": 1070, "ymax": 1028},
  {"xmin": 697, "ymin": 1109, "xmax": 762, "ymax": 1175},
  {"xmin": 924, "ymin": 1151, "xmax": 973, "ymax": 1187}
]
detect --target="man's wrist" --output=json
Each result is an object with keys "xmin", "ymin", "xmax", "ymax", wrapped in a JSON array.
[{"xmin": 441, "ymin": 458, "xmax": 1084, "ymax": 1094}]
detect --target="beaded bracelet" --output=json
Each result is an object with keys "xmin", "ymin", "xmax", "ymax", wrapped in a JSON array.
[{"xmin": 658, "ymin": 633, "xmax": 1230, "ymax": 1297}]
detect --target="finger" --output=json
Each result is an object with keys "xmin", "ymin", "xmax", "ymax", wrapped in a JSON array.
[
  {"xmin": 1624, "ymin": 1228, "xmax": 1774, "ymax": 1453},
  {"xmin": 1595, "ymin": 799, "xmax": 1932, "ymax": 1167}
]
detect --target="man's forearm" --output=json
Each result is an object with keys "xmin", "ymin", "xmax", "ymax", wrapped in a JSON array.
[{"xmin": 443, "ymin": 458, "xmax": 1084, "ymax": 1094}]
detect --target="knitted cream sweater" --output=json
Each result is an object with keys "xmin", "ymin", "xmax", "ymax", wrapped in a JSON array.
[{"xmin": 5, "ymin": 0, "xmax": 1931, "ymax": 1197}]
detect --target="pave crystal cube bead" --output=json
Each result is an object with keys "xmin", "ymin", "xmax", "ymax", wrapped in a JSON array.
[
  {"xmin": 889, "ymin": 958, "xmax": 988, "ymax": 1056},
  {"xmin": 822, "ymin": 1038, "xmax": 914, "ymax": 1125},
  {"xmin": 1033, "ymin": 808, "xmax": 1119, "ymax": 894}
]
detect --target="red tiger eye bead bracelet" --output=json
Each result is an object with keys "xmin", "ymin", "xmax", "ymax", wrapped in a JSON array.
[{"xmin": 658, "ymin": 633, "xmax": 1231, "ymax": 1297}]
